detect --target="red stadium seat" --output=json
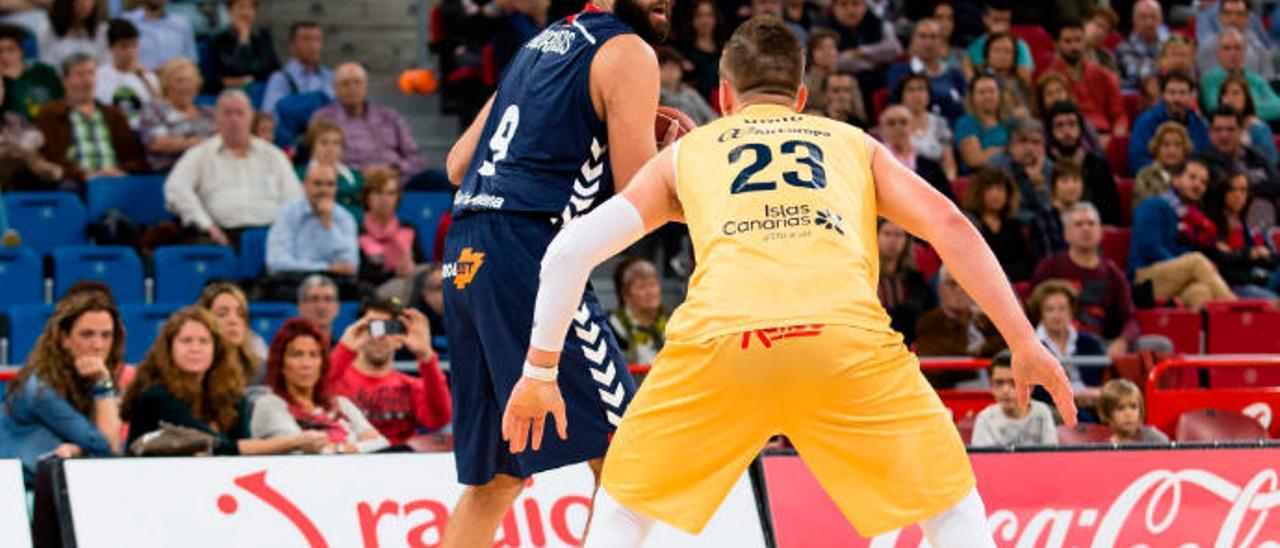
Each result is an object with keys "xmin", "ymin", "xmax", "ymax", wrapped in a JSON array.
[
  {"xmin": 1101, "ymin": 226, "xmax": 1130, "ymax": 271},
  {"xmin": 1012, "ymin": 281, "xmax": 1032, "ymax": 301},
  {"xmin": 1121, "ymin": 91, "xmax": 1140, "ymax": 128},
  {"xmin": 872, "ymin": 88, "xmax": 889, "ymax": 121},
  {"xmin": 1146, "ymin": 357, "xmax": 1280, "ymax": 439},
  {"xmin": 955, "ymin": 415, "xmax": 976, "ymax": 445},
  {"xmin": 1057, "ymin": 423, "xmax": 1114, "ymax": 445},
  {"xmin": 1174, "ymin": 408, "xmax": 1269, "ymax": 442},
  {"xmin": 1135, "ymin": 308, "xmax": 1202, "ymax": 354},
  {"xmin": 938, "ymin": 390, "xmax": 994, "ymax": 422},
  {"xmin": 1205, "ymin": 300, "xmax": 1280, "ymax": 354},
  {"xmin": 914, "ymin": 242, "xmax": 942, "ymax": 281},
  {"xmin": 951, "ymin": 176, "xmax": 970, "ymax": 200},
  {"xmin": 1114, "ymin": 178, "xmax": 1134, "ymax": 225},
  {"xmin": 1106, "ymin": 134, "xmax": 1130, "ymax": 177},
  {"xmin": 1010, "ymin": 24, "xmax": 1054, "ymax": 61}
]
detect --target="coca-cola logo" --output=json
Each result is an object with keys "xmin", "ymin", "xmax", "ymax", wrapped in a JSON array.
[
  {"xmin": 216, "ymin": 470, "xmax": 590, "ymax": 547},
  {"xmin": 868, "ymin": 468, "xmax": 1280, "ymax": 547}
]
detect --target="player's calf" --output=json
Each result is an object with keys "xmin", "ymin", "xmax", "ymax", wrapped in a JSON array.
[{"xmin": 440, "ymin": 474, "xmax": 525, "ymax": 548}]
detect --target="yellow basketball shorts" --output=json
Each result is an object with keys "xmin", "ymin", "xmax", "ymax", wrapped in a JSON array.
[{"xmin": 600, "ymin": 323, "xmax": 975, "ymax": 537}]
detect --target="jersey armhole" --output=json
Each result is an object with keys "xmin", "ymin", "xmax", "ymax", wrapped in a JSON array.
[{"xmin": 670, "ymin": 139, "xmax": 684, "ymax": 207}]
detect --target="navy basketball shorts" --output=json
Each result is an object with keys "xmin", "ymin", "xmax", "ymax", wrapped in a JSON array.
[{"xmin": 443, "ymin": 212, "xmax": 637, "ymax": 486}]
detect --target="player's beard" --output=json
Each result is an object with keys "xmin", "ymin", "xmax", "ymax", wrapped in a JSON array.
[{"xmin": 614, "ymin": 0, "xmax": 670, "ymax": 44}]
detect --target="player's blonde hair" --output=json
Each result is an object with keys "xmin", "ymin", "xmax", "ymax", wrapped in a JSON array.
[{"xmin": 719, "ymin": 16, "xmax": 804, "ymax": 98}]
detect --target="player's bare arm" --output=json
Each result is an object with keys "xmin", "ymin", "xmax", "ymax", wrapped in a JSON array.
[
  {"xmin": 504, "ymin": 145, "xmax": 682, "ymax": 453},
  {"xmin": 591, "ymin": 33, "xmax": 661, "ymax": 191},
  {"xmin": 868, "ymin": 137, "xmax": 1079, "ymax": 426},
  {"xmin": 445, "ymin": 94, "xmax": 495, "ymax": 186}
]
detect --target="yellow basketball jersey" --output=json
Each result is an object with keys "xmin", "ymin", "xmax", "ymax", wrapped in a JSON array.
[{"xmin": 665, "ymin": 103, "xmax": 896, "ymax": 343}]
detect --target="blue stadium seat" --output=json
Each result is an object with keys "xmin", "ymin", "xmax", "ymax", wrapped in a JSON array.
[
  {"xmin": 86, "ymin": 175, "xmax": 171, "ymax": 225},
  {"xmin": 332, "ymin": 301, "xmax": 360, "ymax": 340},
  {"xmin": 0, "ymin": 247, "xmax": 43, "ymax": 313},
  {"xmin": 249, "ymin": 302, "xmax": 297, "ymax": 344},
  {"xmin": 238, "ymin": 227, "xmax": 270, "ymax": 280},
  {"xmin": 52, "ymin": 245, "xmax": 144, "ymax": 303},
  {"xmin": 397, "ymin": 191, "xmax": 452, "ymax": 254},
  {"xmin": 5, "ymin": 192, "xmax": 88, "ymax": 255},
  {"xmin": 153, "ymin": 245, "xmax": 238, "ymax": 303},
  {"xmin": 7, "ymin": 303, "xmax": 53, "ymax": 366},
  {"xmin": 119, "ymin": 303, "xmax": 182, "ymax": 363}
]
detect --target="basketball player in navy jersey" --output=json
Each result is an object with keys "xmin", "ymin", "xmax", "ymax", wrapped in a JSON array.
[{"xmin": 439, "ymin": 0, "xmax": 669, "ymax": 543}]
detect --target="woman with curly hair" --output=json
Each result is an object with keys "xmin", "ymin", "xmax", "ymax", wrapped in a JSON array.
[
  {"xmin": 0, "ymin": 293, "xmax": 122, "ymax": 483},
  {"xmin": 962, "ymin": 167, "xmax": 1036, "ymax": 281},
  {"xmin": 250, "ymin": 317, "xmax": 388, "ymax": 453},
  {"xmin": 195, "ymin": 281, "xmax": 267, "ymax": 382},
  {"xmin": 121, "ymin": 307, "xmax": 326, "ymax": 456}
]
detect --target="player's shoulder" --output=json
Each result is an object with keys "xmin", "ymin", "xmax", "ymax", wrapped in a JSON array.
[{"xmin": 594, "ymin": 32, "xmax": 656, "ymax": 68}]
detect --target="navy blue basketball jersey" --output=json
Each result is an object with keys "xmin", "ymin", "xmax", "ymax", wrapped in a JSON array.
[{"xmin": 455, "ymin": 10, "xmax": 635, "ymax": 223}]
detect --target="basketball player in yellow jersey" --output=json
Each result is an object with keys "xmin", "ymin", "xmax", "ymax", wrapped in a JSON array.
[{"xmin": 502, "ymin": 17, "xmax": 1078, "ymax": 546}]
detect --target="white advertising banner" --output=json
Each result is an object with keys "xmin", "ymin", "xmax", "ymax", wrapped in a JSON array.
[
  {"xmin": 0, "ymin": 460, "xmax": 32, "ymax": 548},
  {"xmin": 63, "ymin": 453, "xmax": 765, "ymax": 547}
]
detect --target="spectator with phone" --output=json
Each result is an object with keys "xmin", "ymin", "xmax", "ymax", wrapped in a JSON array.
[
  {"xmin": 251, "ymin": 318, "xmax": 389, "ymax": 454},
  {"xmin": 328, "ymin": 297, "xmax": 450, "ymax": 445},
  {"xmin": 0, "ymin": 292, "xmax": 123, "ymax": 484}
]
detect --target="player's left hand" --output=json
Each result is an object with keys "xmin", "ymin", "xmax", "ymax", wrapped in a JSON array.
[
  {"xmin": 502, "ymin": 376, "xmax": 568, "ymax": 453},
  {"xmin": 1011, "ymin": 342, "xmax": 1079, "ymax": 427}
]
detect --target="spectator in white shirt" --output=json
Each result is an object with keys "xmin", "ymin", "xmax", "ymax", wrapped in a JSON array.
[
  {"xmin": 164, "ymin": 89, "xmax": 300, "ymax": 247},
  {"xmin": 971, "ymin": 351, "xmax": 1059, "ymax": 447},
  {"xmin": 94, "ymin": 18, "xmax": 155, "ymax": 129}
]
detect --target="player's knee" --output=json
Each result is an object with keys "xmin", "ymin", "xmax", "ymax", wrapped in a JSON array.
[{"xmin": 469, "ymin": 474, "xmax": 526, "ymax": 502}]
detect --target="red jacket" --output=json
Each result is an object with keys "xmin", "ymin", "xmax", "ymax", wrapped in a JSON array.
[
  {"xmin": 327, "ymin": 342, "xmax": 451, "ymax": 445},
  {"xmin": 1045, "ymin": 59, "xmax": 1126, "ymax": 135}
]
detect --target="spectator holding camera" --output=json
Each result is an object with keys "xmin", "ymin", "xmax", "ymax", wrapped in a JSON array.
[
  {"xmin": 0, "ymin": 293, "xmax": 122, "ymax": 483},
  {"xmin": 329, "ymin": 298, "xmax": 450, "ymax": 445},
  {"xmin": 121, "ymin": 307, "xmax": 328, "ymax": 456},
  {"xmin": 251, "ymin": 318, "xmax": 389, "ymax": 454}
]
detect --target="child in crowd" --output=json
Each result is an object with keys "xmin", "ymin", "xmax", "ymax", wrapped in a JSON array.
[
  {"xmin": 1097, "ymin": 378, "xmax": 1170, "ymax": 445},
  {"xmin": 970, "ymin": 351, "xmax": 1059, "ymax": 447}
]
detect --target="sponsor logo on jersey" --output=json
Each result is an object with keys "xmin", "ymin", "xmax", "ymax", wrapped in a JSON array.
[
  {"xmin": 454, "ymin": 191, "xmax": 507, "ymax": 210},
  {"xmin": 525, "ymin": 28, "xmax": 576, "ymax": 55},
  {"xmin": 722, "ymin": 203, "xmax": 813, "ymax": 240},
  {"xmin": 442, "ymin": 247, "xmax": 486, "ymax": 289},
  {"xmin": 741, "ymin": 324, "xmax": 826, "ymax": 349}
]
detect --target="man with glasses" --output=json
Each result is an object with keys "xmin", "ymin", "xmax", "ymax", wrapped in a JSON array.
[
  {"xmin": 297, "ymin": 274, "xmax": 341, "ymax": 343},
  {"xmin": 1197, "ymin": 0, "xmax": 1273, "ymax": 80},
  {"xmin": 887, "ymin": 19, "xmax": 965, "ymax": 120},
  {"xmin": 994, "ymin": 117, "xmax": 1054, "ymax": 222}
]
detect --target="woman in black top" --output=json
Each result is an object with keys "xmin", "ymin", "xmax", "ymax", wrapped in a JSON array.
[
  {"xmin": 674, "ymin": 0, "xmax": 722, "ymax": 101},
  {"xmin": 121, "ymin": 307, "xmax": 325, "ymax": 456},
  {"xmin": 208, "ymin": 0, "xmax": 280, "ymax": 93},
  {"xmin": 962, "ymin": 167, "xmax": 1036, "ymax": 282}
]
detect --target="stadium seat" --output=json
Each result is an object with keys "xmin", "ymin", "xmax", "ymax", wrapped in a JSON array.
[
  {"xmin": 1114, "ymin": 178, "xmax": 1134, "ymax": 225},
  {"xmin": 1204, "ymin": 300, "xmax": 1280, "ymax": 354},
  {"xmin": 913, "ymin": 242, "xmax": 942, "ymax": 281},
  {"xmin": 0, "ymin": 247, "xmax": 43, "ymax": 313},
  {"xmin": 52, "ymin": 245, "xmax": 144, "ymax": 303},
  {"xmin": 1121, "ymin": 90, "xmax": 1140, "ymax": 127},
  {"xmin": 1106, "ymin": 134, "xmax": 1130, "ymax": 178},
  {"xmin": 4, "ymin": 192, "xmax": 88, "ymax": 255},
  {"xmin": 871, "ymin": 88, "xmax": 889, "ymax": 121},
  {"xmin": 398, "ymin": 192, "xmax": 453, "ymax": 254},
  {"xmin": 153, "ymin": 245, "xmax": 238, "ymax": 304},
  {"xmin": 950, "ymin": 177, "xmax": 970, "ymax": 200},
  {"xmin": 249, "ymin": 302, "xmax": 297, "ymax": 344},
  {"xmin": 238, "ymin": 227, "xmax": 270, "ymax": 280},
  {"xmin": 1057, "ymin": 423, "xmax": 1114, "ymax": 445},
  {"xmin": 1135, "ymin": 308, "xmax": 1201, "ymax": 354},
  {"xmin": 332, "ymin": 301, "xmax": 360, "ymax": 341},
  {"xmin": 1175, "ymin": 408, "xmax": 1268, "ymax": 442},
  {"xmin": 6, "ymin": 303, "xmax": 53, "ymax": 366},
  {"xmin": 1101, "ymin": 226, "xmax": 1130, "ymax": 271},
  {"xmin": 955, "ymin": 415, "xmax": 975, "ymax": 446},
  {"xmin": 86, "ymin": 175, "xmax": 171, "ymax": 226},
  {"xmin": 119, "ymin": 303, "xmax": 182, "ymax": 363}
]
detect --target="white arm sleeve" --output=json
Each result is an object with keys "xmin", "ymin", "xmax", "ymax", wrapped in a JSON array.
[{"xmin": 529, "ymin": 196, "xmax": 647, "ymax": 353}]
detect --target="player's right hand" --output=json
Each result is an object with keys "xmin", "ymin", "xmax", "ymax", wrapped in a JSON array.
[
  {"xmin": 1011, "ymin": 342, "xmax": 1079, "ymax": 427},
  {"xmin": 501, "ymin": 376, "xmax": 568, "ymax": 453}
]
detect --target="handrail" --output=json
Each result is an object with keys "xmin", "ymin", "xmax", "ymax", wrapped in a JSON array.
[{"xmin": 1146, "ymin": 355, "xmax": 1280, "ymax": 393}]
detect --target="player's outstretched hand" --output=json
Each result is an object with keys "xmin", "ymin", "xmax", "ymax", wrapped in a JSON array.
[
  {"xmin": 502, "ymin": 376, "xmax": 568, "ymax": 453},
  {"xmin": 1011, "ymin": 342, "xmax": 1079, "ymax": 427}
]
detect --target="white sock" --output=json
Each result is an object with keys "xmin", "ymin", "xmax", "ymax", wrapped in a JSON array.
[
  {"xmin": 582, "ymin": 486, "xmax": 656, "ymax": 548},
  {"xmin": 919, "ymin": 488, "xmax": 996, "ymax": 548}
]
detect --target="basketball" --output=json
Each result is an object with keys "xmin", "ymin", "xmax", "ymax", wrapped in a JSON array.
[
  {"xmin": 655, "ymin": 106, "xmax": 698, "ymax": 148},
  {"xmin": 398, "ymin": 68, "xmax": 439, "ymax": 95}
]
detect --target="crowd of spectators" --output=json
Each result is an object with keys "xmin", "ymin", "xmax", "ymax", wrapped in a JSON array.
[{"xmin": 8, "ymin": 0, "xmax": 1280, "ymax": 474}]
